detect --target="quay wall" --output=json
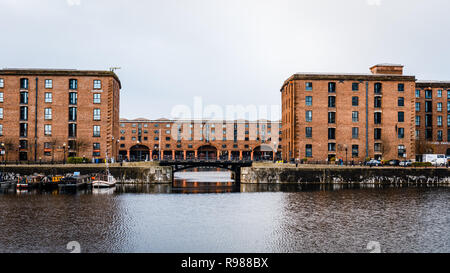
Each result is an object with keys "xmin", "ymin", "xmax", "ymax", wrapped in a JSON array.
[
  {"xmin": 0, "ymin": 165, "xmax": 173, "ymax": 184},
  {"xmin": 241, "ymin": 166, "xmax": 450, "ymax": 185}
]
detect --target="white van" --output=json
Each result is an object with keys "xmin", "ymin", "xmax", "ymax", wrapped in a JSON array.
[{"xmin": 423, "ymin": 154, "xmax": 447, "ymax": 166}]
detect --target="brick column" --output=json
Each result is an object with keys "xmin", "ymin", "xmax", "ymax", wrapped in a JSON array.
[
  {"xmin": 172, "ymin": 150, "xmax": 175, "ymax": 160},
  {"xmin": 228, "ymin": 151, "xmax": 232, "ymax": 160},
  {"xmin": 150, "ymin": 150, "xmax": 153, "ymax": 161},
  {"xmin": 195, "ymin": 150, "xmax": 198, "ymax": 159},
  {"xmin": 161, "ymin": 150, "xmax": 164, "ymax": 160},
  {"xmin": 251, "ymin": 151, "xmax": 254, "ymax": 161},
  {"xmin": 126, "ymin": 150, "xmax": 130, "ymax": 161},
  {"xmin": 239, "ymin": 150, "xmax": 243, "ymax": 160},
  {"xmin": 183, "ymin": 150, "xmax": 187, "ymax": 160}
]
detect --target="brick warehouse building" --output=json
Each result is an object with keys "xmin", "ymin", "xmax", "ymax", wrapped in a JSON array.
[
  {"xmin": 415, "ymin": 81, "xmax": 450, "ymax": 159},
  {"xmin": 118, "ymin": 118, "xmax": 282, "ymax": 161},
  {"xmin": 0, "ymin": 69, "xmax": 121, "ymax": 163},
  {"xmin": 281, "ymin": 64, "xmax": 419, "ymax": 162}
]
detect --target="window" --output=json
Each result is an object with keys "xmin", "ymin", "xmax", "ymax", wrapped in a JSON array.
[
  {"xmin": 437, "ymin": 130, "xmax": 443, "ymax": 141},
  {"xmin": 374, "ymin": 143, "xmax": 382, "ymax": 153},
  {"xmin": 352, "ymin": 83, "xmax": 359, "ymax": 91},
  {"xmin": 426, "ymin": 114, "xmax": 433, "ymax": 127},
  {"xmin": 374, "ymin": 96, "xmax": 382, "ymax": 108},
  {"xmin": 0, "ymin": 92, "xmax": 3, "ymax": 103},
  {"xmin": 448, "ymin": 101, "xmax": 450, "ymax": 113},
  {"xmin": 328, "ymin": 112, "xmax": 336, "ymax": 124},
  {"xmin": 0, "ymin": 79, "xmax": 3, "ymax": 88},
  {"xmin": 374, "ymin": 83, "xmax": 382, "ymax": 94},
  {"xmin": 448, "ymin": 129, "xmax": 450, "ymax": 142},
  {"xmin": 328, "ymin": 82, "xmax": 336, "ymax": 93},
  {"xmin": 93, "ymin": 109, "xmax": 101, "ymax": 121},
  {"xmin": 398, "ymin": 84, "xmax": 404, "ymax": 92},
  {"xmin": 398, "ymin": 97, "xmax": 405, "ymax": 107},
  {"xmin": 352, "ymin": 145, "xmax": 359, "ymax": 158},
  {"xmin": 425, "ymin": 101, "xmax": 432, "ymax": 113},
  {"xmin": 398, "ymin": 145, "xmax": 406, "ymax": 158},
  {"xmin": 0, "ymin": 108, "xmax": 3, "ymax": 119},
  {"xmin": 425, "ymin": 90, "xmax": 432, "ymax": 99},
  {"xmin": 374, "ymin": 112, "xmax": 382, "ymax": 124},
  {"xmin": 44, "ymin": 125, "xmax": 52, "ymax": 136},
  {"xmin": 306, "ymin": 127, "xmax": 312, "ymax": 138},
  {"xmin": 328, "ymin": 96, "xmax": 336, "ymax": 108},
  {"xmin": 93, "ymin": 126, "xmax": 101, "ymax": 137},
  {"xmin": 328, "ymin": 143, "xmax": 336, "ymax": 152},
  {"xmin": 426, "ymin": 129, "xmax": 433, "ymax": 140},
  {"xmin": 374, "ymin": 128, "xmax": 382, "ymax": 140},
  {"xmin": 416, "ymin": 116, "xmax": 421, "ymax": 126},
  {"xmin": 20, "ymin": 106, "xmax": 28, "ymax": 121},
  {"xmin": 352, "ymin": 97, "xmax": 359, "ymax": 106},
  {"xmin": 69, "ymin": 92, "xmax": 77, "ymax": 105},
  {"xmin": 93, "ymin": 93, "xmax": 101, "ymax": 104},
  {"xmin": 93, "ymin": 143, "xmax": 101, "ymax": 157},
  {"xmin": 352, "ymin": 111, "xmax": 359, "ymax": 123},
  {"xmin": 69, "ymin": 124, "xmax": 77, "ymax": 138},
  {"xmin": 20, "ymin": 78, "xmax": 29, "ymax": 89},
  {"xmin": 437, "ymin": 103, "xmax": 443, "ymax": 112},
  {"xmin": 305, "ymin": 82, "xmax": 313, "ymax": 91},
  {"xmin": 416, "ymin": 89, "xmax": 421, "ymax": 98},
  {"xmin": 44, "ymin": 108, "xmax": 52, "ymax": 120},
  {"xmin": 45, "ymin": 80, "xmax": 52, "ymax": 89},
  {"xmin": 45, "ymin": 92, "xmax": 52, "ymax": 103},
  {"xmin": 398, "ymin": 128, "xmax": 404, "ymax": 139},
  {"xmin": 437, "ymin": 116, "xmax": 443, "ymax": 127},
  {"xmin": 416, "ymin": 130, "xmax": 420, "ymax": 140},
  {"xmin": 305, "ymin": 145, "xmax": 312, "ymax": 158},
  {"xmin": 328, "ymin": 128, "xmax": 336, "ymax": 140},
  {"xmin": 437, "ymin": 90, "xmax": 442, "ymax": 98},
  {"xmin": 0, "ymin": 124, "xmax": 3, "ymax": 136},
  {"xmin": 306, "ymin": 111, "xmax": 312, "ymax": 122},
  {"xmin": 305, "ymin": 96, "xmax": 312, "ymax": 106},
  {"xmin": 69, "ymin": 79, "xmax": 78, "ymax": 90},
  {"xmin": 416, "ymin": 102, "xmax": 421, "ymax": 112},
  {"xmin": 69, "ymin": 107, "xmax": 77, "ymax": 121},
  {"xmin": 398, "ymin": 112, "xmax": 405, "ymax": 122},
  {"xmin": 94, "ymin": 80, "xmax": 101, "ymax": 89},
  {"xmin": 20, "ymin": 123, "xmax": 28, "ymax": 137},
  {"xmin": 352, "ymin": 127, "xmax": 359, "ymax": 139},
  {"xmin": 20, "ymin": 92, "xmax": 28, "ymax": 104},
  {"xmin": 448, "ymin": 114, "xmax": 450, "ymax": 126}
]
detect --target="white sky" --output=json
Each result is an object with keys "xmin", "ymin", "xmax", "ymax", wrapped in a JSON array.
[{"xmin": 1, "ymin": 0, "xmax": 449, "ymax": 120}]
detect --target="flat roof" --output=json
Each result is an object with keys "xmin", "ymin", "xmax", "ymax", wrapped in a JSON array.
[
  {"xmin": 281, "ymin": 72, "xmax": 416, "ymax": 91},
  {"xmin": 416, "ymin": 81, "xmax": 450, "ymax": 88},
  {"xmin": 0, "ymin": 68, "xmax": 121, "ymax": 88}
]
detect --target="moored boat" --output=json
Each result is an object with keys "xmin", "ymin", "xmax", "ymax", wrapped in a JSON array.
[{"xmin": 92, "ymin": 152, "xmax": 116, "ymax": 188}]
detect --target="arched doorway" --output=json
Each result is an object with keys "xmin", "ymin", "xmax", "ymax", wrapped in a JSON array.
[
  {"xmin": 198, "ymin": 145, "xmax": 217, "ymax": 160},
  {"xmin": 130, "ymin": 145, "xmax": 150, "ymax": 162},
  {"xmin": 253, "ymin": 145, "xmax": 274, "ymax": 161}
]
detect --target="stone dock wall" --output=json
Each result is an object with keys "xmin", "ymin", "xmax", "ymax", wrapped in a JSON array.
[
  {"xmin": 0, "ymin": 165, "xmax": 173, "ymax": 184},
  {"xmin": 241, "ymin": 167, "xmax": 450, "ymax": 185}
]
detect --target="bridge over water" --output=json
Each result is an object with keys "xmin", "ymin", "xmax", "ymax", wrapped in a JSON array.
[{"xmin": 159, "ymin": 160, "xmax": 253, "ymax": 185}]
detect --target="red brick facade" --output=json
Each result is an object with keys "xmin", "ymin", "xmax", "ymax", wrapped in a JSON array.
[
  {"xmin": 281, "ymin": 64, "xmax": 418, "ymax": 162},
  {"xmin": 118, "ymin": 119, "xmax": 282, "ymax": 161},
  {"xmin": 0, "ymin": 69, "xmax": 121, "ymax": 162}
]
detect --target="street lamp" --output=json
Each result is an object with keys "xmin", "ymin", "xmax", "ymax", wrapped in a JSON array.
[
  {"xmin": 1, "ymin": 143, "xmax": 5, "ymax": 165},
  {"xmin": 344, "ymin": 144, "xmax": 348, "ymax": 166},
  {"xmin": 63, "ymin": 143, "xmax": 67, "ymax": 165},
  {"xmin": 273, "ymin": 142, "xmax": 278, "ymax": 163}
]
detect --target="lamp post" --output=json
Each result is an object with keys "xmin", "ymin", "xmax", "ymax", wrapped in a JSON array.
[
  {"xmin": 344, "ymin": 144, "xmax": 348, "ymax": 166},
  {"xmin": 63, "ymin": 143, "xmax": 66, "ymax": 165}
]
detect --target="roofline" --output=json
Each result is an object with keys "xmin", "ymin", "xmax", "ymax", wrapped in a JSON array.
[
  {"xmin": 370, "ymin": 64, "xmax": 404, "ymax": 69},
  {"xmin": 0, "ymin": 68, "xmax": 122, "ymax": 89},
  {"xmin": 119, "ymin": 119, "xmax": 281, "ymax": 123},
  {"xmin": 416, "ymin": 81, "xmax": 450, "ymax": 89},
  {"xmin": 280, "ymin": 73, "xmax": 416, "ymax": 91}
]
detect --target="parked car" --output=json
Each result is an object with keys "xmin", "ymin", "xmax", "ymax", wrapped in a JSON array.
[
  {"xmin": 366, "ymin": 160, "xmax": 382, "ymax": 167},
  {"xmin": 399, "ymin": 160, "xmax": 412, "ymax": 167},
  {"xmin": 388, "ymin": 160, "xmax": 400, "ymax": 166}
]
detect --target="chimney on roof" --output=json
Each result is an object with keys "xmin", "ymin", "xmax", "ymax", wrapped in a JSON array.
[{"xmin": 370, "ymin": 64, "xmax": 404, "ymax": 75}]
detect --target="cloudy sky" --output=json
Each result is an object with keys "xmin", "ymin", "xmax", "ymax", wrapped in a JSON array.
[{"xmin": 0, "ymin": 0, "xmax": 449, "ymax": 120}]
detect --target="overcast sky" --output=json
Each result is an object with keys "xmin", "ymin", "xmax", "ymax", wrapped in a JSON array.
[{"xmin": 1, "ymin": 0, "xmax": 449, "ymax": 120}]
